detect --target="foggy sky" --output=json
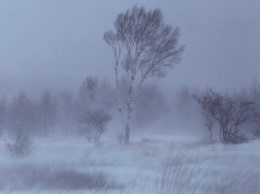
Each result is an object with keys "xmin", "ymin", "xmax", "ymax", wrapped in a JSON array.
[{"xmin": 0, "ymin": 0, "xmax": 260, "ymax": 95}]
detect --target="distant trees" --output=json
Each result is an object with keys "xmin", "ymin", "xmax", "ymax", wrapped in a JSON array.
[
  {"xmin": 174, "ymin": 87, "xmax": 197, "ymax": 120},
  {"xmin": 1, "ymin": 90, "xmax": 72, "ymax": 138},
  {"xmin": 39, "ymin": 91, "xmax": 57, "ymax": 134},
  {"xmin": 194, "ymin": 89, "xmax": 254, "ymax": 143},
  {"xmin": 5, "ymin": 92, "xmax": 36, "ymax": 157},
  {"xmin": 1, "ymin": 80, "xmax": 260, "ymax": 145},
  {"xmin": 104, "ymin": 6, "xmax": 184, "ymax": 143},
  {"xmin": 0, "ymin": 96, "xmax": 6, "ymax": 135},
  {"xmin": 8, "ymin": 92, "xmax": 38, "ymax": 137},
  {"xmin": 0, "ymin": 77, "xmax": 113, "ymax": 143},
  {"xmin": 58, "ymin": 90, "xmax": 75, "ymax": 133},
  {"xmin": 133, "ymin": 83, "xmax": 166, "ymax": 126},
  {"xmin": 249, "ymin": 81, "xmax": 260, "ymax": 137},
  {"xmin": 76, "ymin": 77, "xmax": 113, "ymax": 143}
]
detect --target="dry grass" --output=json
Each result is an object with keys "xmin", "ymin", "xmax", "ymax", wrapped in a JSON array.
[
  {"xmin": 127, "ymin": 139, "xmax": 260, "ymax": 194},
  {"xmin": 0, "ymin": 163, "xmax": 123, "ymax": 191}
]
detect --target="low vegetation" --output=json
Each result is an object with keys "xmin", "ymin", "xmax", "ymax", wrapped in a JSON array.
[
  {"xmin": 0, "ymin": 136, "xmax": 259, "ymax": 193},
  {"xmin": 0, "ymin": 163, "xmax": 123, "ymax": 191}
]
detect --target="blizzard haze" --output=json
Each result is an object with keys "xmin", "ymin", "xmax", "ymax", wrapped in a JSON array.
[
  {"xmin": 0, "ymin": 0, "xmax": 260, "ymax": 94},
  {"xmin": 0, "ymin": 1, "xmax": 260, "ymax": 193}
]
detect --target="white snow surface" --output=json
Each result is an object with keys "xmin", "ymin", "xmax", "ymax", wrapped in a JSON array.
[{"xmin": 0, "ymin": 134, "xmax": 260, "ymax": 194}]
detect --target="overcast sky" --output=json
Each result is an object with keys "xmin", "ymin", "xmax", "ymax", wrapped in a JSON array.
[{"xmin": 0, "ymin": 0, "xmax": 260, "ymax": 95}]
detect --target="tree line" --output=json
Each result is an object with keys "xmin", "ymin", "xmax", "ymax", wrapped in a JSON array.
[
  {"xmin": 0, "ymin": 77, "xmax": 168, "ymax": 141},
  {"xmin": 1, "ymin": 78, "xmax": 259, "ymax": 145}
]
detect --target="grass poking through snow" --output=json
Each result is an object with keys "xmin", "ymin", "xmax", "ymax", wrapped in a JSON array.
[{"xmin": 0, "ymin": 136, "xmax": 259, "ymax": 193}]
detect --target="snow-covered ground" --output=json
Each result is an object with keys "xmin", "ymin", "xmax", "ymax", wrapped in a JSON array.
[{"xmin": 0, "ymin": 134, "xmax": 260, "ymax": 194}]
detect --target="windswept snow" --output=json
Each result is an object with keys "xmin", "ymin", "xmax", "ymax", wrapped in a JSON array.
[{"xmin": 0, "ymin": 135, "xmax": 260, "ymax": 194}]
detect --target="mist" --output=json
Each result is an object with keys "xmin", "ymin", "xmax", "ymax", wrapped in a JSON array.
[
  {"xmin": 0, "ymin": 1, "xmax": 260, "ymax": 193},
  {"xmin": 1, "ymin": 0, "xmax": 260, "ymax": 95}
]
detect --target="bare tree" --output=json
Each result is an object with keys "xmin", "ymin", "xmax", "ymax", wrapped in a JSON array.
[
  {"xmin": 104, "ymin": 6, "xmax": 184, "ymax": 143},
  {"xmin": 79, "ymin": 109, "xmax": 112, "ymax": 143},
  {"xmin": 194, "ymin": 89, "xmax": 254, "ymax": 144},
  {"xmin": 6, "ymin": 129, "xmax": 33, "ymax": 158}
]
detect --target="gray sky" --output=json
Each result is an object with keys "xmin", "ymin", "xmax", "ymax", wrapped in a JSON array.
[{"xmin": 0, "ymin": 0, "xmax": 260, "ymax": 95}]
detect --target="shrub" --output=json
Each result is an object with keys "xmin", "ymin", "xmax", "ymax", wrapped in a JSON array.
[
  {"xmin": 194, "ymin": 89, "xmax": 253, "ymax": 143},
  {"xmin": 6, "ymin": 131, "xmax": 33, "ymax": 158},
  {"xmin": 79, "ymin": 109, "xmax": 112, "ymax": 143}
]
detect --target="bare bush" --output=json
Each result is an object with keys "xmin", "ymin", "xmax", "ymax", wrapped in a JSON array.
[
  {"xmin": 6, "ymin": 130, "xmax": 33, "ymax": 157},
  {"xmin": 79, "ymin": 109, "xmax": 112, "ymax": 143},
  {"xmin": 194, "ymin": 89, "xmax": 254, "ymax": 143}
]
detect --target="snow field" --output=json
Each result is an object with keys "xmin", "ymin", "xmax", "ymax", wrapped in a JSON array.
[{"xmin": 0, "ymin": 135, "xmax": 259, "ymax": 193}]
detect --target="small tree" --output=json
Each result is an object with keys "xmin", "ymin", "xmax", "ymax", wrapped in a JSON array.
[
  {"xmin": 6, "ymin": 92, "xmax": 35, "ymax": 157},
  {"xmin": 104, "ymin": 6, "xmax": 184, "ymax": 143},
  {"xmin": 6, "ymin": 130, "xmax": 33, "ymax": 158},
  {"xmin": 77, "ymin": 77, "xmax": 113, "ymax": 143},
  {"xmin": 79, "ymin": 109, "xmax": 111, "ymax": 143},
  {"xmin": 194, "ymin": 89, "xmax": 254, "ymax": 143}
]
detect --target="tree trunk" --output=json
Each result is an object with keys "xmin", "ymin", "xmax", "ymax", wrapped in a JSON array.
[
  {"xmin": 124, "ymin": 122, "xmax": 130, "ymax": 144},
  {"xmin": 124, "ymin": 77, "xmax": 133, "ymax": 144},
  {"xmin": 209, "ymin": 129, "xmax": 212, "ymax": 141},
  {"xmin": 219, "ymin": 128, "xmax": 223, "ymax": 142}
]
